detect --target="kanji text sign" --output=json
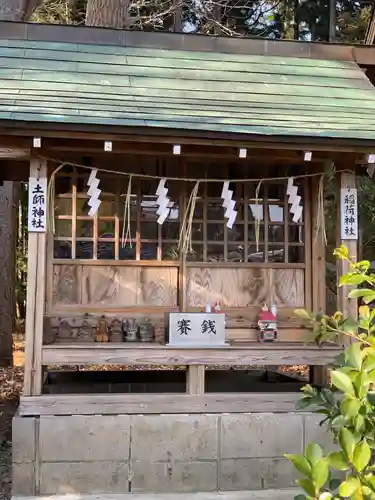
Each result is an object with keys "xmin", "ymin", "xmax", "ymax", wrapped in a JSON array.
[
  {"xmin": 340, "ymin": 188, "xmax": 358, "ymax": 240},
  {"xmin": 168, "ymin": 313, "xmax": 226, "ymax": 346},
  {"xmin": 28, "ymin": 176, "xmax": 47, "ymax": 233}
]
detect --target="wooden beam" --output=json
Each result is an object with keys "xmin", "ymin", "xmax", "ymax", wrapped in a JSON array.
[
  {"xmin": 337, "ymin": 170, "xmax": 358, "ymax": 346},
  {"xmin": 19, "ymin": 392, "xmax": 302, "ymax": 416},
  {"xmin": 23, "ymin": 232, "xmax": 37, "ymax": 395},
  {"xmin": 187, "ymin": 365, "xmax": 205, "ymax": 394},
  {"xmin": 311, "ymin": 175, "xmax": 327, "ymax": 316},
  {"xmin": 0, "ymin": 127, "xmax": 371, "ymax": 157},
  {"xmin": 0, "ymin": 147, "xmax": 30, "ymax": 159},
  {"xmin": 23, "ymin": 157, "xmax": 47, "ymax": 395},
  {"xmin": 310, "ymin": 174, "xmax": 328, "ymax": 386},
  {"xmin": 42, "ymin": 343, "xmax": 342, "ymax": 366}
]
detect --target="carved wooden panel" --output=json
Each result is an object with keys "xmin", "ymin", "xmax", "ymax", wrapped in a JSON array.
[
  {"xmin": 52, "ymin": 265, "xmax": 80, "ymax": 306},
  {"xmin": 82, "ymin": 266, "xmax": 139, "ymax": 307},
  {"xmin": 186, "ymin": 268, "xmax": 268, "ymax": 308},
  {"xmin": 139, "ymin": 267, "xmax": 178, "ymax": 306},
  {"xmin": 81, "ymin": 266, "xmax": 178, "ymax": 307},
  {"xmin": 270, "ymin": 269, "xmax": 305, "ymax": 307}
]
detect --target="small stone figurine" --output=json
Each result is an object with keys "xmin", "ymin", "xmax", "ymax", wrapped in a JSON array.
[
  {"xmin": 110, "ymin": 319, "xmax": 123, "ymax": 342},
  {"xmin": 77, "ymin": 313, "xmax": 94, "ymax": 342},
  {"xmin": 57, "ymin": 319, "xmax": 72, "ymax": 342},
  {"xmin": 43, "ymin": 317, "xmax": 56, "ymax": 345},
  {"xmin": 95, "ymin": 315, "xmax": 109, "ymax": 343},
  {"xmin": 125, "ymin": 318, "xmax": 138, "ymax": 342},
  {"xmin": 139, "ymin": 318, "xmax": 154, "ymax": 342}
]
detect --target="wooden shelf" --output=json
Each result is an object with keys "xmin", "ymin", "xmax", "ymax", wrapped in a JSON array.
[{"xmin": 42, "ymin": 342, "xmax": 342, "ymax": 366}]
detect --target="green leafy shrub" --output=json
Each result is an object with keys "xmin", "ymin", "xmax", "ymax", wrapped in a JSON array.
[{"xmin": 286, "ymin": 245, "xmax": 375, "ymax": 500}]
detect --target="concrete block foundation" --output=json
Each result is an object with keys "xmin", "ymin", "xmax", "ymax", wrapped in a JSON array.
[{"xmin": 12, "ymin": 411, "xmax": 332, "ymax": 496}]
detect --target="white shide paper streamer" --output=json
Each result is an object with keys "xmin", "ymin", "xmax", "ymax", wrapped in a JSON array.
[
  {"xmin": 156, "ymin": 178, "xmax": 170, "ymax": 225},
  {"xmin": 87, "ymin": 168, "xmax": 101, "ymax": 216},
  {"xmin": 221, "ymin": 181, "xmax": 237, "ymax": 229},
  {"xmin": 286, "ymin": 177, "xmax": 303, "ymax": 223}
]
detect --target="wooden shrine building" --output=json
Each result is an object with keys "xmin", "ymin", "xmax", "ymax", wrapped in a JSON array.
[{"xmin": 1, "ymin": 20, "xmax": 374, "ymax": 496}]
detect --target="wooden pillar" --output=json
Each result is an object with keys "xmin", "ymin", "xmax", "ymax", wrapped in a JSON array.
[
  {"xmin": 0, "ymin": 181, "xmax": 18, "ymax": 367},
  {"xmin": 23, "ymin": 158, "xmax": 47, "ymax": 396},
  {"xmin": 187, "ymin": 366, "xmax": 205, "ymax": 394},
  {"xmin": 336, "ymin": 170, "xmax": 358, "ymax": 345},
  {"xmin": 310, "ymin": 175, "xmax": 328, "ymax": 386}
]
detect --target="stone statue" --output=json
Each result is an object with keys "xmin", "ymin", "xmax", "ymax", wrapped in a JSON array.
[
  {"xmin": 110, "ymin": 319, "xmax": 123, "ymax": 342},
  {"xmin": 95, "ymin": 315, "xmax": 109, "ymax": 342},
  {"xmin": 78, "ymin": 313, "xmax": 94, "ymax": 342},
  {"xmin": 139, "ymin": 318, "xmax": 154, "ymax": 342},
  {"xmin": 124, "ymin": 318, "xmax": 138, "ymax": 342},
  {"xmin": 57, "ymin": 319, "xmax": 73, "ymax": 342},
  {"xmin": 43, "ymin": 317, "xmax": 56, "ymax": 345}
]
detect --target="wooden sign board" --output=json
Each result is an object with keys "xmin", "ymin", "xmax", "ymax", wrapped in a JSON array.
[
  {"xmin": 167, "ymin": 312, "xmax": 226, "ymax": 347},
  {"xmin": 28, "ymin": 176, "xmax": 47, "ymax": 233},
  {"xmin": 340, "ymin": 188, "xmax": 358, "ymax": 240}
]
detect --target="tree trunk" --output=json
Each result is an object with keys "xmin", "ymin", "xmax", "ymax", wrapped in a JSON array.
[
  {"xmin": 0, "ymin": 181, "xmax": 19, "ymax": 367},
  {"xmin": 0, "ymin": 0, "xmax": 41, "ymax": 21},
  {"xmin": 85, "ymin": 0, "xmax": 127, "ymax": 28}
]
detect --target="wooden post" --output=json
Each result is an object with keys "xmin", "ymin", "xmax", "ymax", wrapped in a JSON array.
[
  {"xmin": 310, "ymin": 175, "xmax": 328, "ymax": 386},
  {"xmin": 0, "ymin": 181, "xmax": 18, "ymax": 367},
  {"xmin": 187, "ymin": 365, "xmax": 205, "ymax": 394},
  {"xmin": 23, "ymin": 158, "xmax": 47, "ymax": 396},
  {"xmin": 337, "ymin": 170, "xmax": 358, "ymax": 345}
]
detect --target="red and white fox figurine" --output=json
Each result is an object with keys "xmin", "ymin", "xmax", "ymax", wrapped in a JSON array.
[{"xmin": 257, "ymin": 304, "xmax": 277, "ymax": 342}]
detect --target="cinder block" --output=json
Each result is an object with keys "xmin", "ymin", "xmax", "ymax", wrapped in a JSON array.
[
  {"xmin": 219, "ymin": 458, "xmax": 296, "ymax": 491},
  {"xmin": 304, "ymin": 414, "xmax": 337, "ymax": 452},
  {"xmin": 12, "ymin": 416, "xmax": 36, "ymax": 463},
  {"xmin": 12, "ymin": 462, "xmax": 35, "ymax": 496},
  {"xmin": 39, "ymin": 415, "xmax": 130, "ymax": 461},
  {"xmin": 39, "ymin": 461, "xmax": 129, "ymax": 494},
  {"xmin": 131, "ymin": 460, "xmax": 218, "ymax": 493},
  {"xmin": 131, "ymin": 414, "xmax": 218, "ymax": 461},
  {"xmin": 221, "ymin": 413, "xmax": 303, "ymax": 459}
]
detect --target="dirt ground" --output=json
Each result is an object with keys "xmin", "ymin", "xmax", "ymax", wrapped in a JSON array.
[{"xmin": 0, "ymin": 333, "xmax": 308, "ymax": 500}]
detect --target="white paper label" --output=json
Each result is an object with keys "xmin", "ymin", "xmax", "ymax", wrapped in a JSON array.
[
  {"xmin": 28, "ymin": 176, "xmax": 47, "ymax": 232},
  {"xmin": 340, "ymin": 188, "xmax": 358, "ymax": 240},
  {"xmin": 168, "ymin": 313, "xmax": 226, "ymax": 346}
]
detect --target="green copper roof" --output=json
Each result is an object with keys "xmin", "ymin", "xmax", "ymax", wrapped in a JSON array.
[{"xmin": 0, "ymin": 38, "xmax": 375, "ymax": 140}]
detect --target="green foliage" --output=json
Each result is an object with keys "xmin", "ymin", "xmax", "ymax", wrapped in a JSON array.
[{"xmin": 287, "ymin": 247, "xmax": 375, "ymax": 499}]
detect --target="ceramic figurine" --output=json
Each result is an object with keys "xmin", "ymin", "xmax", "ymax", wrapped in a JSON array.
[
  {"xmin": 43, "ymin": 317, "xmax": 56, "ymax": 345},
  {"xmin": 257, "ymin": 304, "xmax": 278, "ymax": 342},
  {"xmin": 78, "ymin": 313, "xmax": 94, "ymax": 342},
  {"xmin": 121, "ymin": 318, "xmax": 128, "ymax": 340},
  {"xmin": 125, "ymin": 318, "xmax": 138, "ymax": 342},
  {"xmin": 139, "ymin": 318, "xmax": 154, "ymax": 342},
  {"xmin": 95, "ymin": 315, "xmax": 109, "ymax": 342},
  {"xmin": 110, "ymin": 318, "xmax": 123, "ymax": 342},
  {"xmin": 57, "ymin": 319, "xmax": 73, "ymax": 342}
]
